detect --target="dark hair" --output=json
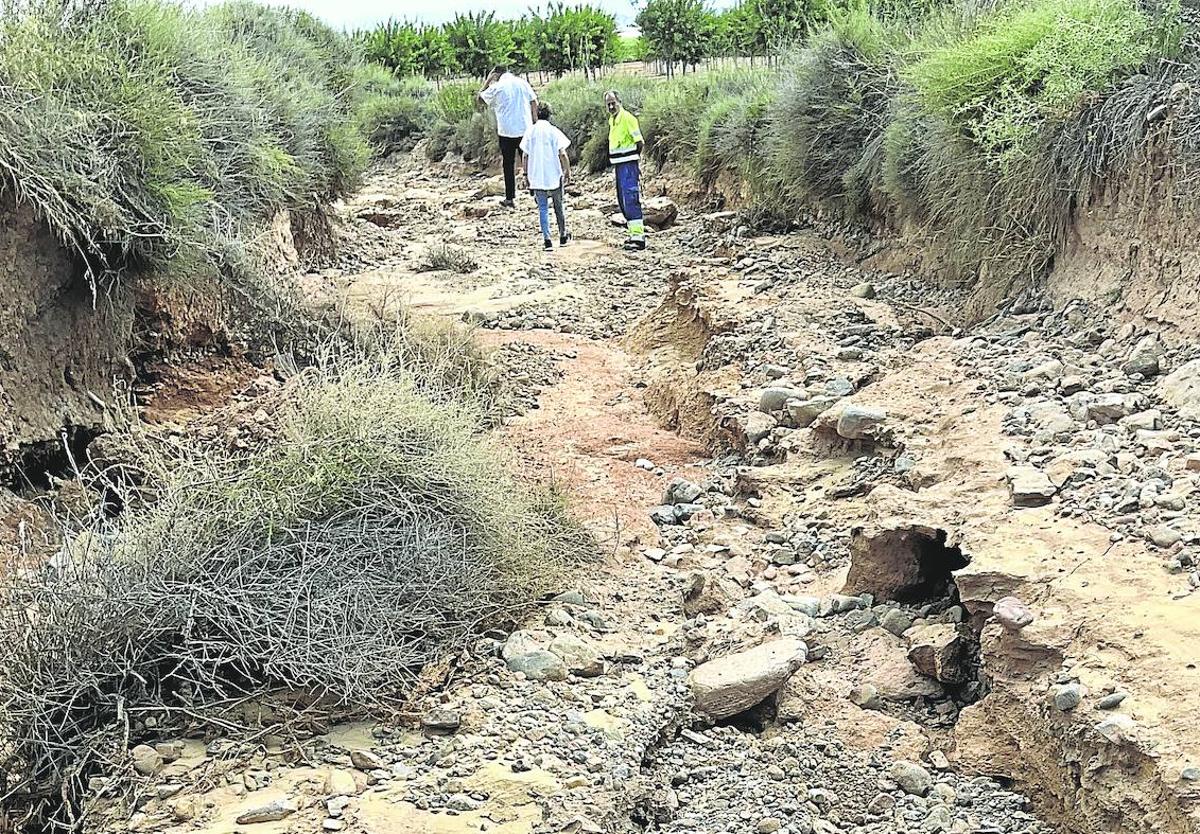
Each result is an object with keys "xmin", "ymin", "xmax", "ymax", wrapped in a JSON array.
[
  {"xmin": 537, "ymin": 102, "xmax": 552, "ymax": 121},
  {"xmin": 492, "ymin": 65, "xmax": 508, "ymax": 76}
]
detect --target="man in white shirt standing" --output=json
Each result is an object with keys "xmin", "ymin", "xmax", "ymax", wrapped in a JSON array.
[
  {"xmin": 477, "ymin": 65, "xmax": 538, "ymax": 208},
  {"xmin": 520, "ymin": 102, "xmax": 571, "ymax": 250}
]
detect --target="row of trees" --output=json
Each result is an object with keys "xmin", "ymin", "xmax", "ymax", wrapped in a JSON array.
[
  {"xmin": 361, "ymin": 5, "xmax": 620, "ymax": 81},
  {"xmin": 638, "ymin": 0, "xmax": 825, "ymax": 76}
]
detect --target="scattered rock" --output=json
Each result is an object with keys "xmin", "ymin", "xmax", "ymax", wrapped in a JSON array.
[
  {"xmin": 236, "ymin": 799, "xmax": 298, "ymax": 825},
  {"xmin": 1123, "ymin": 333, "xmax": 1163, "ymax": 377},
  {"xmin": 906, "ymin": 624, "xmax": 966, "ymax": 684},
  {"xmin": 643, "ymin": 196, "xmax": 678, "ymax": 230},
  {"xmin": 849, "ymin": 683, "xmax": 882, "ymax": 710},
  {"xmin": 1007, "ymin": 466, "xmax": 1057, "ymax": 507},
  {"xmin": 508, "ymin": 649, "xmax": 568, "ymax": 681},
  {"xmin": 890, "ymin": 760, "xmax": 933, "ymax": 796},
  {"xmin": 835, "ymin": 405, "xmax": 887, "ymax": 440},
  {"xmin": 759, "ymin": 386, "xmax": 807, "ymax": 413},
  {"xmin": 421, "ymin": 708, "xmax": 461, "ymax": 735},
  {"xmin": 548, "ymin": 633, "xmax": 606, "ymax": 677},
  {"xmin": 849, "ymin": 282, "xmax": 876, "ymax": 299},
  {"xmin": 880, "ymin": 608, "xmax": 914, "ymax": 637},
  {"xmin": 993, "ymin": 596, "xmax": 1035, "ymax": 631},
  {"xmin": 325, "ymin": 769, "xmax": 359, "ymax": 797},
  {"xmin": 1165, "ymin": 361, "xmax": 1200, "ymax": 420},
  {"xmin": 349, "ymin": 749, "xmax": 385, "ymax": 771},
  {"xmin": 130, "ymin": 744, "xmax": 163, "ymax": 777},
  {"xmin": 664, "ymin": 478, "xmax": 703, "ymax": 505},
  {"xmin": 1094, "ymin": 714, "xmax": 1136, "ymax": 743},
  {"xmin": 1053, "ymin": 683, "xmax": 1082, "ymax": 712},
  {"xmin": 786, "ymin": 397, "xmax": 838, "ymax": 427},
  {"xmin": 689, "ymin": 639, "xmax": 807, "ymax": 720},
  {"xmin": 1148, "ymin": 525, "xmax": 1183, "ymax": 548},
  {"xmin": 1096, "ymin": 691, "xmax": 1128, "ymax": 710}
]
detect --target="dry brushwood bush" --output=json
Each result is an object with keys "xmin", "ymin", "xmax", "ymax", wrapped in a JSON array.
[
  {"xmin": 0, "ymin": 336, "xmax": 589, "ymax": 830},
  {"xmin": 416, "ymin": 241, "xmax": 480, "ymax": 274}
]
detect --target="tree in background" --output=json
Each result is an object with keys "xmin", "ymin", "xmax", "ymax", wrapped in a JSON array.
[
  {"xmin": 753, "ymin": 0, "xmax": 816, "ymax": 56},
  {"xmin": 415, "ymin": 25, "xmax": 455, "ymax": 80},
  {"xmin": 637, "ymin": 0, "xmax": 715, "ymax": 76},
  {"xmin": 534, "ymin": 4, "xmax": 619, "ymax": 79},
  {"xmin": 506, "ymin": 16, "xmax": 542, "ymax": 76},
  {"xmin": 362, "ymin": 20, "xmax": 422, "ymax": 76},
  {"xmin": 444, "ymin": 11, "xmax": 515, "ymax": 79}
]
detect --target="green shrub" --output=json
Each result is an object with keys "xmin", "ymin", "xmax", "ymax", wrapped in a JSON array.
[
  {"xmin": 353, "ymin": 66, "xmax": 435, "ymax": 155},
  {"xmin": 436, "ymin": 82, "xmax": 479, "ymax": 125},
  {"xmin": 696, "ymin": 85, "xmax": 775, "ymax": 186},
  {"xmin": 906, "ymin": 0, "xmax": 1154, "ymax": 162},
  {"xmin": 765, "ymin": 10, "xmax": 899, "ymax": 215},
  {"xmin": 0, "ymin": 0, "xmax": 370, "ymax": 283}
]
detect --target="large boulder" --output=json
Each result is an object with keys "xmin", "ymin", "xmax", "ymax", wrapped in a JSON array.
[
  {"xmin": 1159, "ymin": 358, "xmax": 1200, "ymax": 420},
  {"xmin": 1122, "ymin": 333, "xmax": 1163, "ymax": 378},
  {"xmin": 548, "ymin": 633, "xmax": 605, "ymax": 677},
  {"xmin": 1006, "ymin": 466, "xmax": 1057, "ymax": 507},
  {"xmin": 759, "ymin": 386, "xmax": 807, "ymax": 414},
  {"xmin": 689, "ymin": 639, "xmax": 807, "ymax": 720},
  {"xmin": 906, "ymin": 623, "xmax": 967, "ymax": 684},
  {"xmin": 834, "ymin": 405, "xmax": 887, "ymax": 440},
  {"xmin": 643, "ymin": 196, "xmax": 678, "ymax": 230}
]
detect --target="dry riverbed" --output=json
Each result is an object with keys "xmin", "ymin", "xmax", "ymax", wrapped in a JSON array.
[{"xmin": 97, "ymin": 149, "xmax": 1200, "ymax": 834}]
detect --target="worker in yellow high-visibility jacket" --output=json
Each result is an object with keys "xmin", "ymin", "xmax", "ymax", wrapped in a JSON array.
[{"xmin": 605, "ymin": 90, "xmax": 646, "ymax": 251}]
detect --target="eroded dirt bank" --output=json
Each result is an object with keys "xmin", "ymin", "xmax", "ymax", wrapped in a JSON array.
[{"xmin": 76, "ymin": 150, "xmax": 1200, "ymax": 834}]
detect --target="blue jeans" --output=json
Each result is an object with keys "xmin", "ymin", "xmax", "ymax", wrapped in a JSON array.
[
  {"xmin": 614, "ymin": 161, "xmax": 644, "ymax": 241},
  {"xmin": 534, "ymin": 185, "xmax": 567, "ymax": 240}
]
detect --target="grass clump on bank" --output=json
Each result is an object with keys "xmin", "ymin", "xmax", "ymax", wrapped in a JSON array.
[
  {"xmin": 0, "ymin": 0, "xmax": 391, "ymax": 284},
  {"xmin": 0, "ymin": 320, "xmax": 588, "ymax": 829}
]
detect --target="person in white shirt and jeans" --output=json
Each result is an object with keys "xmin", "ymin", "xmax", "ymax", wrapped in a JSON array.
[
  {"xmin": 477, "ymin": 65, "xmax": 537, "ymax": 208},
  {"xmin": 520, "ymin": 103, "xmax": 571, "ymax": 250}
]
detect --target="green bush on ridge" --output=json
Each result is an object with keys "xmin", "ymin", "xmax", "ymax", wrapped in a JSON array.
[
  {"xmin": 905, "ymin": 0, "xmax": 1154, "ymax": 162},
  {"xmin": 0, "ymin": 0, "xmax": 388, "ymax": 285}
]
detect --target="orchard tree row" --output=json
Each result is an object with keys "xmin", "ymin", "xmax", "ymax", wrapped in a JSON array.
[
  {"xmin": 638, "ymin": 0, "xmax": 835, "ymax": 77},
  {"xmin": 360, "ymin": 5, "xmax": 622, "ymax": 80}
]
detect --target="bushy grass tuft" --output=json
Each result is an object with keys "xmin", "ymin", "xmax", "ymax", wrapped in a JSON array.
[
  {"xmin": 354, "ymin": 66, "xmax": 436, "ymax": 156},
  {"xmin": 417, "ymin": 241, "xmax": 480, "ymax": 274},
  {"xmin": 0, "ymin": 0, "xmax": 371, "ymax": 284},
  {"xmin": 765, "ymin": 9, "xmax": 900, "ymax": 217},
  {"xmin": 0, "ymin": 317, "xmax": 588, "ymax": 828}
]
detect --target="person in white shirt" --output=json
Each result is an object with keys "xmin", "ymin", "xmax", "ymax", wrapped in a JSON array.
[
  {"xmin": 477, "ymin": 65, "xmax": 538, "ymax": 208},
  {"xmin": 520, "ymin": 103, "xmax": 572, "ymax": 250}
]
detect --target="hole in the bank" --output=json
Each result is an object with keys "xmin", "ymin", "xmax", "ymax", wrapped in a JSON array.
[
  {"xmin": 847, "ymin": 526, "xmax": 970, "ymax": 605},
  {"xmin": 715, "ymin": 696, "xmax": 777, "ymax": 735},
  {"xmin": 900, "ymin": 528, "xmax": 969, "ymax": 603},
  {"xmin": 2, "ymin": 427, "xmax": 96, "ymax": 494}
]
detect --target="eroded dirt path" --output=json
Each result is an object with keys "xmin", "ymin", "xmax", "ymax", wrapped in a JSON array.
[{"xmin": 118, "ymin": 151, "xmax": 1200, "ymax": 834}]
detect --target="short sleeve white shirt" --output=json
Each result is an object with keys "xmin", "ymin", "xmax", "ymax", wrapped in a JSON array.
[
  {"xmin": 520, "ymin": 121, "xmax": 571, "ymax": 191},
  {"xmin": 479, "ymin": 73, "xmax": 537, "ymax": 138}
]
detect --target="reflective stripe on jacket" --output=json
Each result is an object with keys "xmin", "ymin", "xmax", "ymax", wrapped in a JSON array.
[{"xmin": 608, "ymin": 108, "xmax": 643, "ymax": 166}]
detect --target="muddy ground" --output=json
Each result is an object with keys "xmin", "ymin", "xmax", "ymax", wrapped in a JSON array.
[{"xmin": 88, "ymin": 148, "xmax": 1200, "ymax": 834}]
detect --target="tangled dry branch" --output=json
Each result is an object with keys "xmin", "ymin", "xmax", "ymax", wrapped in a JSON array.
[{"xmin": 0, "ymin": 336, "xmax": 588, "ymax": 830}]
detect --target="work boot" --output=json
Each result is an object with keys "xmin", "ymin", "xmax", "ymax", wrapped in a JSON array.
[
  {"xmin": 543, "ymin": 238, "xmax": 553, "ymax": 250},
  {"xmin": 500, "ymin": 199, "xmax": 515, "ymax": 209},
  {"xmin": 623, "ymin": 238, "xmax": 646, "ymax": 251},
  {"xmin": 560, "ymin": 232, "xmax": 571, "ymax": 246}
]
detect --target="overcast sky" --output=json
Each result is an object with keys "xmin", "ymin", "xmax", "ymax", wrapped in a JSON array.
[{"xmin": 186, "ymin": 0, "xmax": 656, "ymax": 29}]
